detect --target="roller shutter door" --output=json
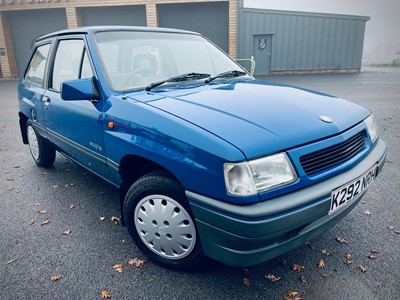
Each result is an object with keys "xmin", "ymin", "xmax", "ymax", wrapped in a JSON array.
[
  {"xmin": 7, "ymin": 8, "xmax": 67, "ymax": 75},
  {"xmin": 158, "ymin": 2, "xmax": 229, "ymax": 53},
  {"xmin": 79, "ymin": 5, "xmax": 146, "ymax": 27}
]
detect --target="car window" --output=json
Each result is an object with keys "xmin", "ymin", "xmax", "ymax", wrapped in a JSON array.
[
  {"xmin": 95, "ymin": 31, "xmax": 244, "ymax": 91},
  {"xmin": 81, "ymin": 50, "xmax": 94, "ymax": 80},
  {"xmin": 24, "ymin": 43, "xmax": 51, "ymax": 86},
  {"xmin": 51, "ymin": 39, "xmax": 94, "ymax": 92}
]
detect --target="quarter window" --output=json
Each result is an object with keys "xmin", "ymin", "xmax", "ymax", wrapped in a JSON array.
[
  {"xmin": 24, "ymin": 43, "xmax": 51, "ymax": 86},
  {"xmin": 51, "ymin": 39, "xmax": 94, "ymax": 92}
]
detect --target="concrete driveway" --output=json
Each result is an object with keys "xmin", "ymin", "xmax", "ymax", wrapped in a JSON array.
[{"xmin": 1, "ymin": 66, "xmax": 399, "ymax": 299}]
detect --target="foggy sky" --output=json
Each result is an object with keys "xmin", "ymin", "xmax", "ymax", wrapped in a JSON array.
[{"xmin": 244, "ymin": 0, "xmax": 400, "ymax": 64}]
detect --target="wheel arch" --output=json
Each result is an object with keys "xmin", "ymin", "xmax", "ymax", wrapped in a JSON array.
[{"xmin": 118, "ymin": 154, "xmax": 183, "ymax": 224}]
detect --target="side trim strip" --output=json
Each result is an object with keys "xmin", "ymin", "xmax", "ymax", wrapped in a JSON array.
[{"xmin": 47, "ymin": 127, "xmax": 107, "ymax": 165}]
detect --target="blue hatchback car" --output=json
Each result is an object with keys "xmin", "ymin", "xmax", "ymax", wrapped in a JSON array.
[{"xmin": 18, "ymin": 26, "xmax": 387, "ymax": 270}]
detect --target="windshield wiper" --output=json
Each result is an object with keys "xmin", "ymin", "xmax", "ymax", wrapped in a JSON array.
[
  {"xmin": 205, "ymin": 70, "xmax": 247, "ymax": 84},
  {"xmin": 145, "ymin": 72, "xmax": 211, "ymax": 91}
]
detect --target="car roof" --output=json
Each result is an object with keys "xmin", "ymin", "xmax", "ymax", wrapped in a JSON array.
[{"xmin": 35, "ymin": 26, "xmax": 200, "ymax": 43}]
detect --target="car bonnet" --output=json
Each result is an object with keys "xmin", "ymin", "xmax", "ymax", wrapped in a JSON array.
[{"xmin": 127, "ymin": 80, "xmax": 371, "ymax": 159}]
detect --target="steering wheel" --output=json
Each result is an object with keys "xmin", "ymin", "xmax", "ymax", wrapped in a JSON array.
[{"xmin": 122, "ymin": 69, "xmax": 157, "ymax": 88}]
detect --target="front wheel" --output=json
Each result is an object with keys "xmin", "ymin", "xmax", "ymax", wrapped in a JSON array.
[
  {"xmin": 27, "ymin": 122, "xmax": 56, "ymax": 168},
  {"xmin": 123, "ymin": 171, "xmax": 204, "ymax": 271}
]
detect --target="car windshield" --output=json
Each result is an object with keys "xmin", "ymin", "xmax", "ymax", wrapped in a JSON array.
[{"xmin": 94, "ymin": 30, "xmax": 247, "ymax": 91}]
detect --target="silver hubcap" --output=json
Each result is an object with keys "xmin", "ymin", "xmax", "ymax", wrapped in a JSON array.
[
  {"xmin": 27, "ymin": 126, "xmax": 40, "ymax": 160},
  {"xmin": 135, "ymin": 195, "xmax": 196, "ymax": 260}
]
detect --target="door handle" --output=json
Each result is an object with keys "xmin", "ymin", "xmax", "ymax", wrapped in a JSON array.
[{"xmin": 43, "ymin": 96, "xmax": 51, "ymax": 110}]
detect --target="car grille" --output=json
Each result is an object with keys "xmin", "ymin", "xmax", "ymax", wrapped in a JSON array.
[{"xmin": 300, "ymin": 131, "xmax": 366, "ymax": 175}]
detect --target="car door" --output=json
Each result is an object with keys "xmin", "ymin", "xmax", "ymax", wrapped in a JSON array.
[
  {"xmin": 43, "ymin": 37, "xmax": 110, "ymax": 179},
  {"xmin": 18, "ymin": 42, "xmax": 52, "ymax": 139}
]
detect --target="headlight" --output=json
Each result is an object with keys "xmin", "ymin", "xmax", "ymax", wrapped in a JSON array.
[
  {"xmin": 364, "ymin": 114, "xmax": 378, "ymax": 142},
  {"xmin": 224, "ymin": 153, "xmax": 297, "ymax": 196}
]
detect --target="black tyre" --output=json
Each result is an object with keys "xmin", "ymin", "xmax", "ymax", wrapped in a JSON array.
[
  {"xmin": 123, "ymin": 171, "xmax": 204, "ymax": 271},
  {"xmin": 26, "ymin": 122, "xmax": 56, "ymax": 168}
]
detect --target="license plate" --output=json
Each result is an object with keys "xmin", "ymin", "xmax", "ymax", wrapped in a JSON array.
[{"xmin": 329, "ymin": 164, "xmax": 378, "ymax": 215}]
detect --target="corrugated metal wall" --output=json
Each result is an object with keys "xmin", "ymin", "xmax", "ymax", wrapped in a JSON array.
[{"xmin": 238, "ymin": 8, "xmax": 370, "ymax": 74}]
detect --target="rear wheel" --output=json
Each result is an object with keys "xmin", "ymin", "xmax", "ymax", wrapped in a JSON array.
[
  {"xmin": 27, "ymin": 122, "xmax": 56, "ymax": 168},
  {"xmin": 123, "ymin": 171, "xmax": 204, "ymax": 270}
]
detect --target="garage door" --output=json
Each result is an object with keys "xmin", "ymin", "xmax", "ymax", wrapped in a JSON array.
[
  {"xmin": 157, "ymin": 2, "xmax": 229, "ymax": 53},
  {"xmin": 79, "ymin": 5, "xmax": 146, "ymax": 27},
  {"xmin": 7, "ymin": 8, "xmax": 68, "ymax": 76}
]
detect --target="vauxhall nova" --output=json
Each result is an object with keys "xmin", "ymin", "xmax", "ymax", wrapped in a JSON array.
[{"xmin": 18, "ymin": 26, "xmax": 387, "ymax": 270}]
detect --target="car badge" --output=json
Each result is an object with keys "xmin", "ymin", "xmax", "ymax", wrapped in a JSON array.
[{"xmin": 319, "ymin": 115, "xmax": 333, "ymax": 123}]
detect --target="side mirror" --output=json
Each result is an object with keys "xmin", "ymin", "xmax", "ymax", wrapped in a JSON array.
[{"xmin": 61, "ymin": 78, "xmax": 99, "ymax": 101}]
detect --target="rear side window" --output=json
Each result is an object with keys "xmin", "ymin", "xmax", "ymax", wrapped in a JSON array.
[
  {"xmin": 51, "ymin": 39, "xmax": 94, "ymax": 92},
  {"xmin": 24, "ymin": 43, "xmax": 51, "ymax": 86}
]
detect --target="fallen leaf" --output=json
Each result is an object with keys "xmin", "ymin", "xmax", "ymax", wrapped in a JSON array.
[
  {"xmin": 113, "ymin": 263, "xmax": 124, "ymax": 272},
  {"xmin": 321, "ymin": 249, "xmax": 333, "ymax": 256},
  {"xmin": 51, "ymin": 274, "xmax": 62, "ymax": 281},
  {"xmin": 317, "ymin": 259, "xmax": 325, "ymax": 268},
  {"xmin": 368, "ymin": 253, "xmax": 378, "ymax": 259},
  {"xmin": 364, "ymin": 209, "xmax": 372, "ymax": 216},
  {"xmin": 128, "ymin": 258, "xmax": 146, "ymax": 268},
  {"xmin": 300, "ymin": 275, "xmax": 307, "ymax": 284},
  {"xmin": 7, "ymin": 188, "xmax": 14, "ymax": 191},
  {"xmin": 27, "ymin": 219, "xmax": 35, "ymax": 225},
  {"xmin": 243, "ymin": 277, "xmax": 251, "ymax": 286},
  {"xmin": 388, "ymin": 225, "xmax": 395, "ymax": 230},
  {"xmin": 336, "ymin": 237, "xmax": 350, "ymax": 244},
  {"xmin": 52, "ymin": 184, "xmax": 59, "ymax": 189},
  {"xmin": 292, "ymin": 264, "xmax": 304, "ymax": 272},
  {"xmin": 287, "ymin": 291, "xmax": 299, "ymax": 297},
  {"xmin": 100, "ymin": 216, "xmax": 106, "ymax": 221},
  {"xmin": 371, "ymin": 249, "xmax": 379, "ymax": 254},
  {"xmin": 361, "ymin": 200, "xmax": 367, "ymax": 204},
  {"xmin": 111, "ymin": 216, "xmax": 120, "ymax": 224},
  {"xmin": 344, "ymin": 260, "xmax": 354, "ymax": 265},
  {"xmin": 101, "ymin": 290, "xmax": 111, "ymax": 298},
  {"xmin": 69, "ymin": 204, "xmax": 76, "ymax": 209},
  {"xmin": 344, "ymin": 253, "xmax": 352, "ymax": 260},
  {"xmin": 395, "ymin": 230, "xmax": 400, "ymax": 235},
  {"xmin": 62, "ymin": 229, "xmax": 71, "ymax": 235},
  {"xmin": 37, "ymin": 210, "xmax": 47, "ymax": 214},
  {"xmin": 41, "ymin": 220, "xmax": 51, "ymax": 225},
  {"xmin": 265, "ymin": 274, "xmax": 282, "ymax": 282},
  {"xmin": 357, "ymin": 264, "xmax": 367, "ymax": 273},
  {"xmin": 120, "ymin": 240, "xmax": 126, "ymax": 244}
]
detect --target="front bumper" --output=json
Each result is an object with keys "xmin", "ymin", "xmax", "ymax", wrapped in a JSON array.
[{"xmin": 186, "ymin": 139, "xmax": 387, "ymax": 267}]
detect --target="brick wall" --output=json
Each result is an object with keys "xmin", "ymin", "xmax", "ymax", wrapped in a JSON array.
[{"xmin": 0, "ymin": 12, "xmax": 18, "ymax": 78}]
